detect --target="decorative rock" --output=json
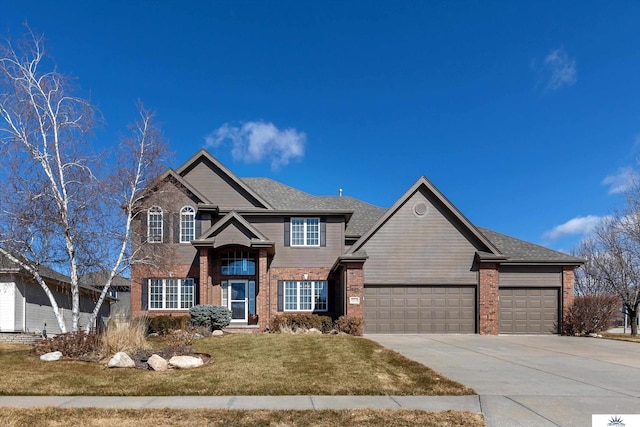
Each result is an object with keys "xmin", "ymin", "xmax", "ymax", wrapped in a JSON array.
[
  {"xmin": 107, "ymin": 352, "xmax": 135, "ymax": 368},
  {"xmin": 40, "ymin": 351, "xmax": 63, "ymax": 361},
  {"xmin": 307, "ymin": 328, "xmax": 322, "ymax": 335},
  {"xmin": 169, "ymin": 355, "xmax": 204, "ymax": 369},
  {"xmin": 147, "ymin": 354, "xmax": 168, "ymax": 371},
  {"xmin": 211, "ymin": 330, "xmax": 224, "ymax": 337}
]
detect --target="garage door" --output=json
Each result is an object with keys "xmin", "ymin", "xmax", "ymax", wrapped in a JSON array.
[
  {"xmin": 364, "ymin": 286, "xmax": 476, "ymax": 333},
  {"xmin": 499, "ymin": 288, "xmax": 558, "ymax": 334}
]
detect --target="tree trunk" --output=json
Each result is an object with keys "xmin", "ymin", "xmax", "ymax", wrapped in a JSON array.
[{"xmin": 628, "ymin": 304, "xmax": 638, "ymax": 337}]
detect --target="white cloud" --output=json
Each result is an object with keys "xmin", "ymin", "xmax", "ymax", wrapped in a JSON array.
[
  {"xmin": 205, "ymin": 121, "xmax": 305, "ymax": 170},
  {"xmin": 602, "ymin": 167, "xmax": 635, "ymax": 195},
  {"xmin": 543, "ymin": 215, "xmax": 606, "ymax": 240},
  {"xmin": 542, "ymin": 47, "xmax": 577, "ymax": 91}
]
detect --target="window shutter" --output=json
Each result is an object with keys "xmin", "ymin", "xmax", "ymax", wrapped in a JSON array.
[
  {"xmin": 141, "ymin": 214, "xmax": 147, "ymax": 243},
  {"xmin": 277, "ymin": 280, "xmax": 284, "ymax": 311},
  {"xmin": 162, "ymin": 212, "xmax": 169, "ymax": 243},
  {"xmin": 195, "ymin": 218, "xmax": 202, "ymax": 239},
  {"xmin": 193, "ymin": 278, "xmax": 199, "ymax": 305},
  {"xmin": 284, "ymin": 218, "xmax": 290, "ymax": 247},
  {"xmin": 174, "ymin": 213, "xmax": 180, "ymax": 243},
  {"xmin": 320, "ymin": 218, "xmax": 326, "ymax": 247},
  {"xmin": 141, "ymin": 279, "xmax": 148, "ymax": 310},
  {"xmin": 221, "ymin": 281, "xmax": 228, "ymax": 308}
]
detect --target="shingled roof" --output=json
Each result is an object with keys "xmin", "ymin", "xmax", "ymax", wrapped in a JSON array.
[
  {"xmin": 241, "ymin": 177, "xmax": 582, "ymax": 265},
  {"xmin": 242, "ymin": 178, "xmax": 385, "ymax": 236},
  {"xmin": 478, "ymin": 227, "xmax": 584, "ymax": 264}
]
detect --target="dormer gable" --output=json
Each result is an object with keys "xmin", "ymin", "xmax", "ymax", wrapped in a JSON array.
[{"xmin": 176, "ymin": 149, "xmax": 273, "ymax": 210}]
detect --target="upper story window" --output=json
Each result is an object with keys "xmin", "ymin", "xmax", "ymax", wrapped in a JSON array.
[
  {"xmin": 180, "ymin": 206, "xmax": 195, "ymax": 243},
  {"xmin": 221, "ymin": 250, "xmax": 255, "ymax": 276},
  {"xmin": 291, "ymin": 218, "xmax": 320, "ymax": 247},
  {"xmin": 147, "ymin": 206, "xmax": 163, "ymax": 243}
]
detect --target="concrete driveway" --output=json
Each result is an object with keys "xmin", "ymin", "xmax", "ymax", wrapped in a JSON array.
[{"xmin": 368, "ymin": 334, "xmax": 640, "ymax": 427}]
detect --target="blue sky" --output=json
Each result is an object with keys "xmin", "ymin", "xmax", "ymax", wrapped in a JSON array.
[{"xmin": 2, "ymin": 1, "xmax": 640, "ymax": 253}]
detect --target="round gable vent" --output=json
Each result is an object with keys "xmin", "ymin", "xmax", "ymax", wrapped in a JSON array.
[{"xmin": 413, "ymin": 202, "xmax": 428, "ymax": 217}]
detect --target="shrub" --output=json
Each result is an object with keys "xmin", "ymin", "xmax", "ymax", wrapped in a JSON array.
[
  {"xmin": 269, "ymin": 313, "xmax": 333, "ymax": 333},
  {"xmin": 334, "ymin": 315, "xmax": 363, "ymax": 336},
  {"xmin": 189, "ymin": 305, "xmax": 232, "ymax": 330},
  {"xmin": 33, "ymin": 332, "xmax": 102, "ymax": 360},
  {"xmin": 101, "ymin": 317, "xmax": 149, "ymax": 355},
  {"xmin": 148, "ymin": 315, "xmax": 191, "ymax": 335},
  {"xmin": 562, "ymin": 294, "xmax": 620, "ymax": 336}
]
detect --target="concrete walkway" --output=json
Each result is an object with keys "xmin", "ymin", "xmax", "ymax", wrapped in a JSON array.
[
  {"xmin": 0, "ymin": 395, "xmax": 480, "ymax": 411},
  {"xmin": 368, "ymin": 334, "xmax": 640, "ymax": 427}
]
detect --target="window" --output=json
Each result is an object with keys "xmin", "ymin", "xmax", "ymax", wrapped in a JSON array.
[
  {"xmin": 147, "ymin": 206, "xmax": 163, "ymax": 243},
  {"xmin": 284, "ymin": 281, "xmax": 327, "ymax": 311},
  {"xmin": 149, "ymin": 278, "xmax": 194, "ymax": 310},
  {"xmin": 180, "ymin": 206, "xmax": 195, "ymax": 243},
  {"xmin": 221, "ymin": 251, "xmax": 255, "ymax": 276},
  {"xmin": 290, "ymin": 218, "xmax": 320, "ymax": 246}
]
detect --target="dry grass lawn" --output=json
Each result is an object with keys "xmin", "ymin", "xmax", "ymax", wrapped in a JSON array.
[
  {"xmin": 601, "ymin": 332, "xmax": 640, "ymax": 343},
  {"xmin": 0, "ymin": 334, "xmax": 473, "ymax": 396},
  {"xmin": 0, "ymin": 407, "xmax": 485, "ymax": 427}
]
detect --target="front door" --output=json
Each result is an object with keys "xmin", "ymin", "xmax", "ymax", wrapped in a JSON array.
[{"xmin": 229, "ymin": 280, "xmax": 248, "ymax": 322}]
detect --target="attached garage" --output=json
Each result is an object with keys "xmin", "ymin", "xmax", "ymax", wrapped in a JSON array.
[
  {"xmin": 364, "ymin": 285, "xmax": 476, "ymax": 333},
  {"xmin": 499, "ymin": 288, "xmax": 558, "ymax": 334}
]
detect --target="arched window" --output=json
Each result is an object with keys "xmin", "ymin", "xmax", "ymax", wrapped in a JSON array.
[
  {"xmin": 147, "ymin": 206, "xmax": 163, "ymax": 243},
  {"xmin": 180, "ymin": 206, "xmax": 196, "ymax": 243}
]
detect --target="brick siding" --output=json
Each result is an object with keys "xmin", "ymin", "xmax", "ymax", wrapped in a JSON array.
[{"xmin": 478, "ymin": 263, "xmax": 499, "ymax": 335}]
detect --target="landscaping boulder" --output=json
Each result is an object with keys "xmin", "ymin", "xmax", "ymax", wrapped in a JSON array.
[
  {"xmin": 108, "ymin": 352, "xmax": 135, "ymax": 368},
  {"xmin": 168, "ymin": 355, "xmax": 203, "ymax": 369},
  {"xmin": 211, "ymin": 330, "xmax": 224, "ymax": 337},
  {"xmin": 40, "ymin": 351, "xmax": 63, "ymax": 362},
  {"xmin": 147, "ymin": 354, "xmax": 168, "ymax": 371},
  {"xmin": 307, "ymin": 328, "xmax": 322, "ymax": 335}
]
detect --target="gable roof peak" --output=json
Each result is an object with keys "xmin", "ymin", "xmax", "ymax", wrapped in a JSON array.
[
  {"xmin": 175, "ymin": 149, "xmax": 274, "ymax": 210},
  {"xmin": 348, "ymin": 175, "xmax": 502, "ymax": 255}
]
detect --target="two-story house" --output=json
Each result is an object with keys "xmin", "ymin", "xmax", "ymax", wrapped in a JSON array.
[{"xmin": 131, "ymin": 149, "xmax": 583, "ymax": 335}]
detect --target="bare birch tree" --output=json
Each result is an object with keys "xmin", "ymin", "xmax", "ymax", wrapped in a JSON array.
[{"xmin": 0, "ymin": 28, "xmax": 167, "ymax": 333}]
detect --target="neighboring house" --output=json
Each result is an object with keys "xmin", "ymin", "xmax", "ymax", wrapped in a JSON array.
[
  {"xmin": 80, "ymin": 272, "xmax": 131, "ymax": 320},
  {"xmin": 131, "ymin": 149, "xmax": 583, "ymax": 335},
  {"xmin": 0, "ymin": 255, "xmax": 112, "ymax": 335}
]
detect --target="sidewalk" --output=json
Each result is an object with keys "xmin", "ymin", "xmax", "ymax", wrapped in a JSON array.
[{"xmin": 0, "ymin": 395, "xmax": 481, "ymax": 412}]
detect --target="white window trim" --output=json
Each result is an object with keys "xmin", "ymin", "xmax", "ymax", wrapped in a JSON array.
[
  {"xmin": 290, "ymin": 217, "xmax": 320, "ymax": 247},
  {"xmin": 180, "ymin": 205, "xmax": 195, "ymax": 243},
  {"xmin": 147, "ymin": 206, "xmax": 163, "ymax": 243},
  {"xmin": 149, "ymin": 278, "xmax": 194, "ymax": 310},
  {"xmin": 284, "ymin": 280, "xmax": 328, "ymax": 312}
]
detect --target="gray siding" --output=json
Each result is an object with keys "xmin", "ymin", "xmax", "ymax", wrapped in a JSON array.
[
  {"xmin": 250, "ymin": 216, "xmax": 344, "ymax": 268},
  {"xmin": 214, "ymin": 221, "xmax": 255, "ymax": 247},
  {"xmin": 14, "ymin": 281, "xmax": 24, "ymax": 331},
  {"xmin": 21, "ymin": 278, "xmax": 109, "ymax": 335},
  {"xmin": 499, "ymin": 265, "xmax": 562, "ymax": 287},
  {"xmin": 181, "ymin": 159, "xmax": 261, "ymax": 208},
  {"xmin": 361, "ymin": 189, "xmax": 478, "ymax": 285}
]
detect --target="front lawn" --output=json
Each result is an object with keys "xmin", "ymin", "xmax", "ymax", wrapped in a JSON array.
[
  {"xmin": 601, "ymin": 332, "xmax": 640, "ymax": 343},
  {"xmin": 0, "ymin": 334, "xmax": 473, "ymax": 396},
  {"xmin": 0, "ymin": 408, "xmax": 485, "ymax": 427}
]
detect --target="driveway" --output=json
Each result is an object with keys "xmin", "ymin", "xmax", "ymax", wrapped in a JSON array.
[{"xmin": 368, "ymin": 334, "xmax": 640, "ymax": 427}]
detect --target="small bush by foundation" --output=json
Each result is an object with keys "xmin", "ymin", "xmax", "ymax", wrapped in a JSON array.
[
  {"xmin": 189, "ymin": 305, "xmax": 232, "ymax": 331},
  {"xmin": 562, "ymin": 294, "xmax": 620, "ymax": 336},
  {"xmin": 335, "ymin": 315, "xmax": 364, "ymax": 336}
]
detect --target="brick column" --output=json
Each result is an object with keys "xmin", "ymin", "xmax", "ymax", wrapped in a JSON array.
[
  {"xmin": 198, "ymin": 247, "xmax": 209, "ymax": 306},
  {"xmin": 562, "ymin": 266, "xmax": 575, "ymax": 324},
  {"xmin": 345, "ymin": 263, "xmax": 364, "ymax": 319},
  {"xmin": 257, "ymin": 249, "xmax": 269, "ymax": 330},
  {"xmin": 478, "ymin": 263, "xmax": 499, "ymax": 335}
]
